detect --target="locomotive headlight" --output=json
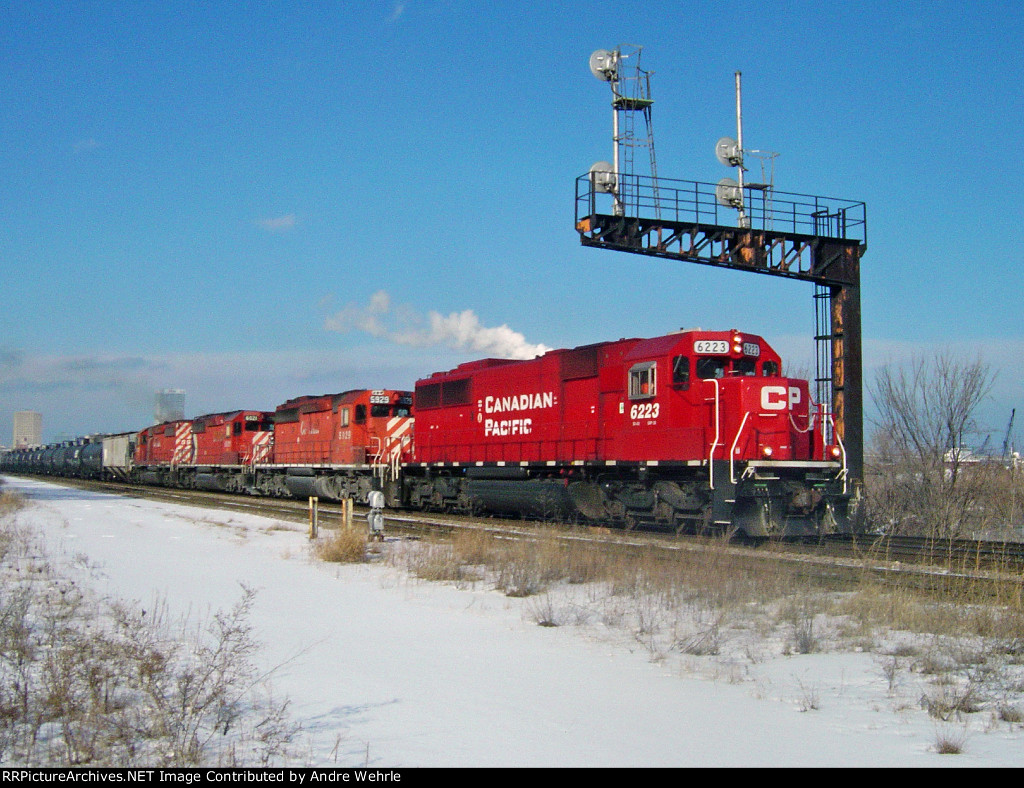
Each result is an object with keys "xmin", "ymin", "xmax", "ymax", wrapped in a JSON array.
[
  {"xmin": 762, "ymin": 446, "xmax": 774, "ymax": 457},
  {"xmin": 829, "ymin": 445, "xmax": 842, "ymax": 459},
  {"xmin": 732, "ymin": 344, "xmax": 742, "ymax": 354}
]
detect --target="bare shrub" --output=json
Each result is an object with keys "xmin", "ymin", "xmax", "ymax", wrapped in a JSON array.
[
  {"xmin": 879, "ymin": 656, "xmax": 903, "ymax": 697},
  {"xmin": 526, "ymin": 594, "xmax": 565, "ymax": 627},
  {"xmin": 921, "ymin": 679, "xmax": 984, "ymax": 722},
  {"xmin": 796, "ymin": 679, "xmax": 820, "ymax": 712},
  {"xmin": 0, "ymin": 505, "xmax": 297, "ymax": 766},
  {"xmin": 315, "ymin": 528, "xmax": 367, "ymax": 564},
  {"xmin": 673, "ymin": 617, "xmax": 723, "ymax": 657}
]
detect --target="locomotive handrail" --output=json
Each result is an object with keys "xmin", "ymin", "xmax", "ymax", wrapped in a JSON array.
[
  {"xmin": 706, "ymin": 379, "xmax": 722, "ymax": 490},
  {"xmin": 831, "ymin": 414, "xmax": 849, "ymax": 494},
  {"xmin": 729, "ymin": 411, "xmax": 751, "ymax": 485},
  {"xmin": 370, "ymin": 436, "xmax": 385, "ymax": 479}
]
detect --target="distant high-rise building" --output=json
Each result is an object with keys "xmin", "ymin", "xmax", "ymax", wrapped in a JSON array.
[
  {"xmin": 155, "ymin": 389, "xmax": 186, "ymax": 423},
  {"xmin": 13, "ymin": 411, "xmax": 42, "ymax": 448}
]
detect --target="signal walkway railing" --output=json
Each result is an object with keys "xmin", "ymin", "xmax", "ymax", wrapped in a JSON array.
[{"xmin": 576, "ymin": 172, "xmax": 866, "ymax": 244}]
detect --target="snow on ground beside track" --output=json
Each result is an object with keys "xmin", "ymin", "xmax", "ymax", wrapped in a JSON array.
[{"xmin": 2, "ymin": 475, "xmax": 1023, "ymax": 767}]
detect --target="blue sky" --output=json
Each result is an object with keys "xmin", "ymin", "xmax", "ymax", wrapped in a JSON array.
[{"xmin": 1, "ymin": 1, "xmax": 1022, "ymax": 447}]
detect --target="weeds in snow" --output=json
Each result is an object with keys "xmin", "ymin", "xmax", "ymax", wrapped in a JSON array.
[
  {"xmin": 0, "ymin": 498, "xmax": 298, "ymax": 767},
  {"xmin": 314, "ymin": 527, "xmax": 368, "ymax": 564}
]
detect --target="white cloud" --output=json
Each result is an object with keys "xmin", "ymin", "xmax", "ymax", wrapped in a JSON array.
[{"xmin": 257, "ymin": 214, "xmax": 298, "ymax": 232}]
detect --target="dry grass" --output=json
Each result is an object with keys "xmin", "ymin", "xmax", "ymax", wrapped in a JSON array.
[
  {"xmin": 933, "ymin": 724, "xmax": 968, "ymax": 754},
  {"xmin": 0, "ymin": 490, "xmax": 23, "ymax": 517},
  {"xmin": 314, "ymin": 527, "xmax": 367, "ymax": 563},
  {"xmin": 407, "ymin": 542, "xmax": 481, "ymax": 584}
]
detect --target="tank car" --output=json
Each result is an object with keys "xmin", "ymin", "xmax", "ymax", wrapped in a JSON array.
[
  {"xmin": 79, "ymin": 439, "xmax": 104, "ymax": 479},
  {"xmin": 405, "ymin": 328, "xmax": 851, "ymax": 537}
]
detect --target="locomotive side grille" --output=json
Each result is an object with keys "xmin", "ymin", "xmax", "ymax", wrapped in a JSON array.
[
  {"xmin": 441, "ymin": 378, "xmax": 472, "ymax": 406},
  {"xmin": 416, "ymin": 383, "xmax": 441, "ymax": 409},
  {"xmin": 561, "ymin": 346, "xmax": 600, "ymax": 380}
]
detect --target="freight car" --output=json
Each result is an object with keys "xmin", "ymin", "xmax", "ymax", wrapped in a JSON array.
[{"xmin": 0, "ymin": 328, "xmax": 855, "ymax": 538}]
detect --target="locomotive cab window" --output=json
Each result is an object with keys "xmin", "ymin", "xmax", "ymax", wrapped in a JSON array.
[
  {"xmin": 628, "ymin": 361, "xmax": 657, "ymax": 399},
  {"xmin": 671, "ymin": 355, "xmax": 690, "ymax": 389},
  {"xmin": 735, "ymin": 359, "xmax": 756, "ymax": 376},
  {"xmin": 355, "ymin": 405, "xmax": 367, "ymax": 424},
  {"xmin": 762, "ymin": 360, "xmax": 779, "ymax": 377},
  {"xmin": 696, "ymin": 357, "xmax": 729, "ymax": 380}
]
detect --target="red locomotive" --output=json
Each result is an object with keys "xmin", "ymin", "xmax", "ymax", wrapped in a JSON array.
[
  {"xmin": 254, "ymin": 389, "xmax": 413, "ymax": 502},
  {"xmin": 133, "ymin": 420, "xmax": 193, "ymax": 485},
  {"xmin": 405, "ymin": 328, "xmax": 849, "ymax": 536},
  {"xmin": 134, "ymin": 410, "xmax": 274, "ymax": 491}
]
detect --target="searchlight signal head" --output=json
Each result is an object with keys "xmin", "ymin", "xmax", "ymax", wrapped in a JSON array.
[
  {"xmin": 589, "ymin": 49, "xmax": 619, "ymax": 82},
  {"xmin": 715, "ymin": 177, "xmax": 743, "ymax": 209},
  {"xmin": 589, "ymin": 161, "xmax": 617, "ymax": 193},
  {"xmin": 715, "ymin": 136, "xmax": 743, "ymax": 168}
]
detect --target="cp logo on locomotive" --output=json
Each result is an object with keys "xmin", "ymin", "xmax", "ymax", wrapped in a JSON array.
[{"xmin": 761, "ymin": 385, "xmax": 801, "ymax": 411}]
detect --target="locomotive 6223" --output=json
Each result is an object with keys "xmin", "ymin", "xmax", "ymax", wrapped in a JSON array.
[
  {"xmin": 2, "ymin": 327, "xmax": 855, "ymax": 538},
  {"xmin": 404, "ymin": 327, "xmax": 851, "ymax": 537}
]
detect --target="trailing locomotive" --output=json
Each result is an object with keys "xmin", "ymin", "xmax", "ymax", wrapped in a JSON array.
[{"xmin": 0, "ymin": 328, "xmax": 854, "ymax": 537}]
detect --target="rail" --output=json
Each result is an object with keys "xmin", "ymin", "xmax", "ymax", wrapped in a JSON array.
[{"xmin": 576, "ymin": 172, "xmax": 867, "ymax": 243}]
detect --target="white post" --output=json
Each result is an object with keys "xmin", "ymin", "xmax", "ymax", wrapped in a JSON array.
[{"xmin": 735, "ymin": 71, "xmax": 749, "ymax": 229}]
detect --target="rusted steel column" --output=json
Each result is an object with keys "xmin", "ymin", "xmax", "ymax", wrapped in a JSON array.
[{"xmin": 830, "ymin": 246, "xmax": 863, "ymax": 485}]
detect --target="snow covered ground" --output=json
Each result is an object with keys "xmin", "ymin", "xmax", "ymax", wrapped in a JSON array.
[{"xmin": 2, "ymin": 474, "xmax": 1022, "ymax": 767}]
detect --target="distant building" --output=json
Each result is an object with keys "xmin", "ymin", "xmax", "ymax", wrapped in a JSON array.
[
  {"xmin": 13, "ymin": 411, "xmax": 42, "ymax": 448},
  {"xmin": 155, "ymin": 389, "xmax": 186, "ymax": 424}
]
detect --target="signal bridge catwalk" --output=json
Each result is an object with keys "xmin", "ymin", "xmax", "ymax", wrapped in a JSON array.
[{"xmin": 575, "ymin": 171, "xmax": 866, "ymax": 286}]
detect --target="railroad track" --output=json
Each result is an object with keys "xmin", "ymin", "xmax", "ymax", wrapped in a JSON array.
[
  {"xmin": 816, "ymin": 533, "xmax": 1024, "ymax": 572},
  {"xmin": 6, "ymin": 474, "xmax": 1023, "ymax": 596}
]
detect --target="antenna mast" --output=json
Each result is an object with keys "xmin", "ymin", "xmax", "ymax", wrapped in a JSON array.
[{"xmin": 588, "ymin": 45, "xmax": 659, "ymax": 218}]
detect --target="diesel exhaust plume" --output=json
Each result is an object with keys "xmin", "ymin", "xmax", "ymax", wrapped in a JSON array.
[{"xmin": 324, "ymin": 290, "xmax": 550, "ymax": 360}]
